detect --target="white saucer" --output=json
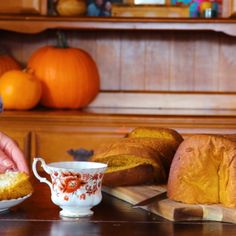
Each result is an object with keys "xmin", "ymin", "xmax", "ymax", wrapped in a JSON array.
[{"xmin": 0, "ymin": 193, "xmax": 32, "ymax": 213}]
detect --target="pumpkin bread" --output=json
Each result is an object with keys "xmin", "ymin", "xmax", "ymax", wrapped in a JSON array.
[
  {"xmin": 92, "ymin": 141, "xmax": 166, "ymax": 186},
  {"xmin": 167, "ymin": 134, "xmax": 236, "ymax": 208},
  {"xmin": 91, "ymin": 127, "xmax": 183, "ymax": 187},
  {"xmin": 0, "ymin": 172, "xmax": 33, "ymax": 200},
  {"xmin": 103, "ymin": 162, "xmax": 155, "ymax": 187}
]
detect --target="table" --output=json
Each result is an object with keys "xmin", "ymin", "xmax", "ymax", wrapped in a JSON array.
[{"xmin": 1, "ymin": 176, "xmax": 236, "ymax": 236}]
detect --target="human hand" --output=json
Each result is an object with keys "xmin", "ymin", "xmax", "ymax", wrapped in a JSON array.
[{"xmin": 0, "ymin": 132, "xmax": 29, "ymax": 174}]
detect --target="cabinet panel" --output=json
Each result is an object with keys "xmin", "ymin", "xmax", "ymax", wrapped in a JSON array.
[
  {"xmin": 0, "ymin": 130, "xmax": 31, "ymax": 163},
  {"xmin": 31, "ymin": 131, "xmax": 125, "ymax": 163}
]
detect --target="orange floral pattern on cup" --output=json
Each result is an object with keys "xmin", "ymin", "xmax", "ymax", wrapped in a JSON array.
[{"xmin": 51, "ymin": 171, "xmax": 104, "ymax": 200}]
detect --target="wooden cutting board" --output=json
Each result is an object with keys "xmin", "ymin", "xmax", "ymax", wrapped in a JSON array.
[{"xmin": 102, "ymin": 185, "xmax": 236, "ymax": 224}]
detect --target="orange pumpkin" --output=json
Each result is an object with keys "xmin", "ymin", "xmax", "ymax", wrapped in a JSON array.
[
  {"xmin": 0, "ymin": 54, "xmax": 21, "ymax": 77},
  {"xmin": 0, "ymin": 70, "xmax": 42, "ymax": 110},
  {"xmin": 27, "ymin": 34, "xmax": 100, "ymax": 109},
  {"xmin": 56, "ymin": 0, "xmax": 86, "ymax": 16}
]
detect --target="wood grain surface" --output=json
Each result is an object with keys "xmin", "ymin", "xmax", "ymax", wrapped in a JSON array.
[
  {"xmin": 0, "ymin": 0, "xmax": 47, "ymax": 15},
  {"xmin": 0, "ymin": 172, "xmax": 236, "ymax": 235},
  {"xmin": 103, "ymin": 185, "xmax": 236, "ymax": 224}
]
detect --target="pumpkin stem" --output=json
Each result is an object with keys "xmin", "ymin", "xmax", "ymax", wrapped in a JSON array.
[
  {"xmin": 24, "ymin": 67, "xmax": 34, "ymax": 75},
  {"xmin": 56, "ymin": 30, "xmax": 69, "ymax": 48}
]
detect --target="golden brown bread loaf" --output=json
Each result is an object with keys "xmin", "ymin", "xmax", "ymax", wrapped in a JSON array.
[
  {"xmin": 91, "ymin": 127, "xmax": 183, "ymax": 187},
  {"xmin": 167, "ymin": 134, "xmax": 236, "ymax": 208},
  {"xmin": 0, "ymin": 172, "xmax": 33, "ymax": 200}
]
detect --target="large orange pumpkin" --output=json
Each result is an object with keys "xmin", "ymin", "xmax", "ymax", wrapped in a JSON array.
[
  {"xmin": 27, "ymin": 35, "xmax": 100, "ymax": 109},
  {"xmin": 0, "ymin": 70, "xmax": 42, "ymax": 110},
  {"xmin": 0, "ymin": 54, "xmax": 21, "ymax": 77}
]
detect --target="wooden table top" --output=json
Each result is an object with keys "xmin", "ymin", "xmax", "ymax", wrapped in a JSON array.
[{"xmin": 1, "ymin": 175, "xmax": 236, "ymax": 236}]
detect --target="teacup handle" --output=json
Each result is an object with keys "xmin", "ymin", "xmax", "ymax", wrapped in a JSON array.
[{"xmin": 32, "ymin": 157, "xmax": 52, "ymax": 190}]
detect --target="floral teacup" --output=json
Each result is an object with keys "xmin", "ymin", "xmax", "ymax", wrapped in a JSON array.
[{"xmin": 32, "ymin": 157, "xmax": 107, "ymax": 218}]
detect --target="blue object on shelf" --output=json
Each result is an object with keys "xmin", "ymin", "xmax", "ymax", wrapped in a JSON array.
[
  {"xmin": 171, "ymin": 0, "xmax": 192, "ymax": 5},
  {"xmin": 211, "ymin": 2, "xmax": 219, "ymax": 17},
  {"xmin": 189, "ymin": 2, "xmax": 200, "ymax": 17},
  {"xmin": 171, "ymin": 0, "xmax": 200, "ymax": 17}
]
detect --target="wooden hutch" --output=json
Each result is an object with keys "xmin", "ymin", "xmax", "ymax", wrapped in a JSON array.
[{"xmin": 1, "ymin": 11, "xmax": 236, "ymax": 164}]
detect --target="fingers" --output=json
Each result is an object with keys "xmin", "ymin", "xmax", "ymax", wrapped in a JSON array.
[
  {"xmin": 0, "ymin": 149, "xmax": 16, "ymax": 173},
  {"xmin": 0, "ymin": 132, "xmax": 29, "ymax": 174},
  {"xmin": 9, "ymin": 141, "xmax": 29, "ymax": 174}
]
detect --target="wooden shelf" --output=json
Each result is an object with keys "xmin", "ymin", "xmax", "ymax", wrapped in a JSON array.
[
  {"xmin": 3, "ymin": 107, "xmax": 236, "ymax": 119},
  {"xmin": 1, "ymin": 15, "xmax": 236, "ymax": 36},
  {"xmin": 2, "ymin": 109, "xmax": 236, "ymax": 135}
]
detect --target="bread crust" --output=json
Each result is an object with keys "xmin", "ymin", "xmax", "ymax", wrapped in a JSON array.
[
  {"xmin": 103, "ymin": 164, "xmax": 155, "ymax": 187},
  {"xmin": 94, "ymin": 138, "xmax": 160, "ymax": 162},
  {"xmin": 128, "ymin": 127, "xmax": 183, "ymax": 146},
  {"xmin": 167, "ymin": 134, "xmax": 236, "ymax": 207}
]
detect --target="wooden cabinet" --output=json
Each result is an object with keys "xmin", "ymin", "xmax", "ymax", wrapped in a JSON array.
[
  {"xmin": 0, "ymin": 110, "xmax": 130, "ymax": 163},
  {"xmin": 1, "ymin": 16, "xmax": 236, "ymax": 164},
  {"xmin": 31, "ymin": 131, "xmax": 124, "ymax": 162},
  {"xmin": 1, "ymin": 110, "xmax": 236, "ymax": 164},
  {"xmin": 0, "ymin": 129, "xmax": 31, "ymax": 163}
]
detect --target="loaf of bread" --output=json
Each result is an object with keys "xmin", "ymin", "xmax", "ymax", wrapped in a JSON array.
[
  {"xmin": 0, "ymin": 172, "xmax": 33, "ymax": 200},
  {"xmin": 91, "ymin": 127, "xmax": 183, "ymax": 187},
  {"xmin": 92, "ymin": 139, "xmax": 166, "ymax": 186},
  {"xmin": 167, "ymin": 134, "xmax": 236, "ymax": 208}
]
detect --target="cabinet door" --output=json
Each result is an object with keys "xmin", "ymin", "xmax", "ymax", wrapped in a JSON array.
[
  {"xmin": 0, "ymin": 130, "xmax": 30, "ymax": 163},
  {"xmin": 31, "ymin": 131, "xmax": 124, "ymax": 163}
]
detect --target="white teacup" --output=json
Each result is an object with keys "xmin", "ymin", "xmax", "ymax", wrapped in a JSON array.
[{"xmin": 32, "ymin": 157, "xmax": 107, "ymax": 218}]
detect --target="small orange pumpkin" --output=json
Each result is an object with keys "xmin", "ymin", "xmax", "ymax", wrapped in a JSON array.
[
  {"xmin": 0, "ymin": 70, "xmax": 42, "ymax": 110},
  {"xmin": 27, "ymin": 32, "xmax": 100, "ymax": 109},
  {"xmin": 0, "ymin": 53, "xmax": 21, "ymax": 77},
  {"xmin": 56, "ymin": 0, "xmax": 86, "ymax": 16}
]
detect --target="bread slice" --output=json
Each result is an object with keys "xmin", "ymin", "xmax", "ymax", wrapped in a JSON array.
[
  {"xmin": 103, "ymin": 163, "xmax": 155, "ymax": 187},
  {"xmin": 93, "ymin": 150, "xmax": 165, "ymax": 183},
  {"xmin": 94, "ymin": 138, "xmax": 162, "ymax": 167},
  {"xmin": 92, "ymin": 127, "xmax": 183, "ymax": 187},
  {"xmin": 0, "ymin": 172, "xmax": 33, "ymax": 200}
]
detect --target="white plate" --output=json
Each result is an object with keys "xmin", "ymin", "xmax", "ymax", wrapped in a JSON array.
[{"xmin": 0, "ymin": 193, "xmax": 32, "ymax": 213}]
